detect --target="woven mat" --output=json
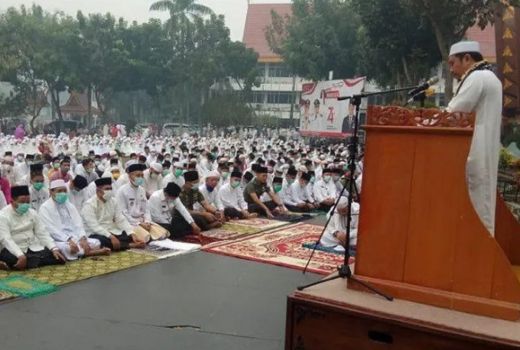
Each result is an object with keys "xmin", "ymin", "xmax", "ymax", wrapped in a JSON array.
[
  {"xmin": 0, "ymin": 251, "xmax": 157, "ymax": 286},
  {"xmin": 0, "ymin": 275, "xmax": 57, "ymax": 298},
  {"xmin": 203, "ymin": 223, "xmax": 353, "ymax": 275},
  {"xmin": 200, "ymin": 219, "xmax": 291, "ymax": 245}
]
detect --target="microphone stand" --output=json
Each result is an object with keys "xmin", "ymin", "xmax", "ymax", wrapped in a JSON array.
[{"xmin": 298, "ymin": 83, "xmax": 427, "ymax": 299}]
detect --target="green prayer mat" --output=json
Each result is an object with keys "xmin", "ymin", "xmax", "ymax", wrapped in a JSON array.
[
  {"xmin": 0, "ymin": 251, "xmax": 157, "ymax": 286},
  {"xmin": 0, "ymin": 275, "xmax": 57, "ymax": 298}
]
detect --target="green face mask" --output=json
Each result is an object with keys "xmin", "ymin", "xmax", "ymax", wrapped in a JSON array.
[
  {"xmin": 222, "ymin": 172, "xmax": 230, "ymax": 180},
  {"xmin": 33, "ymin": 182, "xmax": 44, "ymax": 191},
  {"xmin": 273, "ymin": 184, "xmax": 283, "ymax": 193},
  {"xmin": 287, "ymin": 178, "xmax": 295, "ymax": 185},
  {"xmin": 175, "ymin": 169, "xmax": 183, "ymax": 177},
  {"xmin": 163, "ymin": 170, "xmax": 169, "ymax": 177},
  {"xmin": 53, "ymin": 163, "xmax": 60, "ymax": 169},
  {"xmin": 55, "ymin": 192, "xmax": 69, "ymax": 204},
  {"xmin": 231, "ymin": 180, "xmax": 241, "ymax": 189},
  {"xmin": 16, "ymin": 203, "xmax": 31, "ymax": 215}
]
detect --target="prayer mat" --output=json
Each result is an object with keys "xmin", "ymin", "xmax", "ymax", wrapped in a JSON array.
[
  {"xmin": 229, "ymin": 218, "xmax": 289, "ymax": 230},
  {"xmin": 0, "ymin": 290, "xmax": 16, "ymax": 302},
  {"xmin": 200, "ymin": 223, "xmax": 264, "ymax": 245},
  {"xmin": 302, "ymin": 242, "xmax": 344, "ymax": 255},
  {"xmin": 130, "ymin": 241, "xmax": 201, "ymax": 259},
  {"xmin": 0, "ymin": 251, "xmax": 157, "ymax": 286},
  {"xmin": 203, "ymin": 223, "xmax": 353, "ymax": 275},
  {"xmin": 0, "ymin": 275, "xmax": 57, "ymax": 298}
]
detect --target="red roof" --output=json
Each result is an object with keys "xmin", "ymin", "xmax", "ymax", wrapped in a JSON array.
[
  {"xmin": 243, "ymin": 3, "xmax": 292, "ymax": 61},
  {"xmin": 466, "ymin": 25, "xmax": 496, "ymax": 62}
]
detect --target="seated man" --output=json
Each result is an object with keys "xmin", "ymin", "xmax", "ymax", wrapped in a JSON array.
[
  {"xmin": 218, "ymin": 171, "xmax": 257, "ymax": 220},
  {"xmin": 286, "ymin": 172, "xmax": 317, "ymax": 212},
  {"xmin": 179, "ymin": 170, "xmax": 223, "ymax": 231},
  {"xmin": 162, "ymin": 161, "xmax": 185, "ymax": 188},
  {"xmin": 149, "ymin": 182, "xmax": 202, "ymax": 239},
  {"xmin": 143, "ymin": 162, "xmax": 163, "ymax": 199},
  {"xmin": 0, "ymin": 185, "xmax": 66, "ymax": 270},
  {"xmin": 320, "ymin": 197, "xmax": 360, "ymax": 252},
  {"xmin": 49, "ymin": 157, "xmax": 73, "ymax": 183},
  {"xmin": 69, "ymin": 175, "xmax": 89, "ymax": 212},
  {"xmin": 82, "ymin": 177, "xmax": 146, "ymax": 251},
  {"xmin": 313, "ymin": 168, "xmax": 338, "ymax": 211},
  {"xmin": 243, "ymin": 166, "xmax": 286, "ymax": 218},
  {"xmin": 196, "ymin": 171, "xmax": 225, "ymax": 222},
  {"xmin": 28, "ymin": 163, "xmax": 49, "ymax": 211},
  {"xmin": 40, "ymin": 180, "xmax": 110, "ymax": 260},
  {"xmin": 116, "ymin": 164, "xmax": 168, "ymax": 242}
]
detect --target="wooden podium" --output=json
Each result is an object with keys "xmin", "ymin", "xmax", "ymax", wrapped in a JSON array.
[{"xmin": 351, "ymin": 105, "xmax": 520, "ymax": 321}]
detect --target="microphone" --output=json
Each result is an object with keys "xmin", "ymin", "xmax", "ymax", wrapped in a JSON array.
[
  {"xmin": 337, "ymin": 96, "xmax": 352, "ymax": 101},
  {"xmin": 405, "ymin": 87, "xmax": 436, "ymax": 106},
  {"xmin": 408, "ymin": 77, "xmax": 439, "ymax": 96}
]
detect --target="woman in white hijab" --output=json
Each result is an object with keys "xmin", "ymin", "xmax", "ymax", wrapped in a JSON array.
[{"xmin": 320, "ymin": 196, "xmax": 360, "ymax": 252}]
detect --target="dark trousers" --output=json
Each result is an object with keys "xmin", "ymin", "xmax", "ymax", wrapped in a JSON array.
[
  {"xmin": 319, "ymin": 203, "xmax": 333, "ymax": 212},
  {"xmin": 190, "ymin": 212, "xmax": 211, "ymax": 231},
  {"xmin": 169, "ymin": 213, "xmax": 195, "ymax": 238},
  {"xmin": 224, "ymin": 207, "xmax": 246, "ymax": 220},
  {"xmin": 90, "ymin": 232, "xmax": 132, "ymax": 251},
  {"xmin": 285, "ymin": 204, "xmax": 311, "ymax": 213},
  {"xmin": 248, "ymin": 201, "xmax": 278, "ymax": 217},
  {"xmin": 0, "ymin": 248, "xmax": 64, "ymax": 269}
]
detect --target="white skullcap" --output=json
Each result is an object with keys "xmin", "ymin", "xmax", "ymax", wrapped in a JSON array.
[
  {"xmin": 125, "ymin": 159, "xmax": 137, "ymax": 170},
  {"xmin": 206, "ymin": 170, "xmax": 220, "ymax": 179},
  {"xmin": 109, "ymin": 150, "xmax": 117, "ymax": 156},
  {"xmin": 50, "ymin": 179, "xmax": 67, "ymax": 190},
  {"xmin": 110, "ymin": 166, "xmax": 120, "ymax": 172},
  {"xmin": 173, "ymin": 162, "xmax": 184, "ymax": 168},
  {"xmin": 150, "ymin": 162, "xmax": 163, "ymax": 172},
  {"xmin": 449, "ymin": 41, "xmax": 481, "ymax": 56},
  {"xmin": 299, "ymin": 165, "xmax": 307, "ymax": 172}
]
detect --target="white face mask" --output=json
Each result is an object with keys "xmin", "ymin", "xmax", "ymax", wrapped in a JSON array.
[
  {"xmin": 102, "ymin": 190, "xmax": 113, "ymax": 201},
  {"xmin": 323, "ymin": 175, "xmax": 331, "ymax": 183}
]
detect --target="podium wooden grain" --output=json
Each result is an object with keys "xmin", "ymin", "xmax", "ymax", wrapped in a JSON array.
[{"xmin": 351, "ymin": 106, "xmax": 520, "ymax": 320}]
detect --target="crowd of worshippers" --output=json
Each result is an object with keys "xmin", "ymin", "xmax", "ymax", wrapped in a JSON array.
[{"xmin": 0, "ymin": 143, "xmax": 363, "ymax": 270}]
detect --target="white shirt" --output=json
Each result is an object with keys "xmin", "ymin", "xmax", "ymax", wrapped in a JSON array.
[
  {"xmin": 14, "ymin": 163, "xmax": 29, "ymax": 185},
  {"xmin": 39, "ymin": 198, "xmax": 86, "ymax": 243},
  {"xmin": 289, "ymin": 182, "xmax": 314, "ymax": 205},
  {"xmin": 281, "ymin": 180, "xmax": 298, "ymax": 206},
  {"xmin": 196, "ymin": 184, "xmax": 224, "ymax": 211},
  {"xmin": 143, "ymin": 169, "xmax": 163, "ymax": 197},
  {"xmin": 447, "ymin": 69, "xmax": 502, "ymax": 235},
  {"xmin": 321, "ymin": 202, "xmax": 360, "ymax": 247},
  {"xmin": 162, "ymin": 173, "xmax": 185, "ymax": 188},
  {"xmin": 81, "ymin": 196, "xmax": 133, "ymax": 238},
  {"xmin": 218, "ymin": 183, "xmax": 247, "ymax": 211},
  {"xmin": 148, "ymin": 190, "xmax": 194, "ymax": 224},
  {"xmin": 75, "ymin": 164, "xmax": 99, "ymax": 184},
  {"xmin": 0, "ymin": 191, "xmax": 6, "ymax": 210},
  {"xmin": 313, "ymin": 179, "xmax": 337, "ymax": 204},
  {"xmin": 69, "ymin": 187, "xmax": 89, "ymax": 212},
  {"xmin": 0, "ymin": 205, "xmax": 57, "ymax": 258},
  {"xmin": 29, "ymin": 186, "xmax": 49, "ymax": 211},
  {"xmin": 115, "ymin": 183, "xmax": 152, "ymax": 226}
]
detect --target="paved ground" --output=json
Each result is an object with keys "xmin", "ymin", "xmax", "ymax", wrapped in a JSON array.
[{"xmin": 0, "ymin": 252, "xmax": 322, "ymax": 350}]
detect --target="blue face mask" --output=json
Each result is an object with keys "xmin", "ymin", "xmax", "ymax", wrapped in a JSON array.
[
  {"xmin": 133, "ymin": 177, "xmax": 145, "ymax": 187},
  {"xmin": 206, "ymin": 184, "xmax": 215, "ymax": 193},
  {"xmin": 16, "ymin": 203, "xmax": 31, "ymax": 215},
  {"xmin": 55, "ymin": 192, "xmax": 69, "ymax": 204}
]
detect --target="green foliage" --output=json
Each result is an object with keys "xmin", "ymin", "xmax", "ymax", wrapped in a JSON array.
[
  {"xmin": 500, "ymin": 148, "xmax": 515, "ymax": 170},
  {"xmin": 201, "ymin": 93, "xmax": 253, "ymax": 127}
]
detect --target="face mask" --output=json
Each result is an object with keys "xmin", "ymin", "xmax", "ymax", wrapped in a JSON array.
[
  {"xmin": 273, "ymin": 184, "xmax": 282, "ymax": 193},
  {"xmin": 150, "ymin": 173, "xmax": 158, "ymax": 179},
  {"xmin": 175, "ymin": 169, "xmax": 183, "ymax": 177},
  {"xmin": 17, "ymin": 156, "xmax": 24, "ymax": 162},
  {"xmin": 95, "ymin": 161, "xmax": 101, "ymax": 166},
  {"xmin": 231, "ymin": 180, "xmax": 241, "ymax": 189},
  {"xmin": 206, "ymin": 184, "xmax": 214, "ymax": 193},
  {"xmin": 133, "ymin": 177, "xmax": 145, "ymax": 187},
  {"xmin": 112, "ymin": 172, "xmax": 120, "ymax": 180},
  {"xmin": 162, "ymin": 170, "xmax": 169, "ymax": 177},
  {"xmin": 310, "ymin": 176, "xmax": 315, "ymax": 184},
  {"xmin": 53, "ymin": 163, "xmax": 60, "ymax": 169},
  {"xmin": 323, "ymin": 175, "xmax": 331, "ymax": 183},
  {"xmin": 55, "ymin": 192, "xmax": 69, "ymax": 204},
  {"xmin": 102, "ymin": 190, "xmax": 113, "ymax": 201},
  {"xmin": 15, "ymin": 203, "xmax": 31, "ymax": 215},
  {"xmin": 287, "ymin": 178, "xmax": 295, "ymax": 185},
  {"xmin": 333, "ymin": 175, "xmax": 340, "ymax": 182},
  {"xmin": 221, "ymin": 172, "xmax": 229, "ymax": 180},
  {"xmin": 86, "ymin": 167, "xmax": 93, "ymax": 173},
  {"xmin": 33, "ymin": 182, "xmax": 44, "ymax": 191}
]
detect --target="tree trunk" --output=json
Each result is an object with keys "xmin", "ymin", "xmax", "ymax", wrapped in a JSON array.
[
  {"xmin": 401, "ymin": 56, "xmax": 412, "ymax": 85},
  {"xmin": 87, "ymin": 84, "xmax": 92, "ymax": 130},
  {"xmin": 49, "ymin": 87, "xmax": 63, "ymax": 136}
]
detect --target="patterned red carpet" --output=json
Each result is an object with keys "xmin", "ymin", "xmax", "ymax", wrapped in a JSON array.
[{"xmin": 203, "ymin": 223, "xmax": 353, "ymax": 275}]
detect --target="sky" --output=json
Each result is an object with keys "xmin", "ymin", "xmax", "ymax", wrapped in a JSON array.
[{"xmin": 0, "ymin": 0, "xmax": 291, "ymax": 41}]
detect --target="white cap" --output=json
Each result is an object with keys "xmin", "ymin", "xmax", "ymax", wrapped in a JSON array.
[
  {"xmin": 173, "ymin": 161, "xmax": 184, "ymax": 168},
  {"xmin": 206, "ymin": 170, "xmax": 221, "ymax": 179},
  {"xmin": 449, "ymin": 41, "xmax": 481, "ymax": 56},
  {"xmin": 50, "ymin": 179, "xmax": 66, "ymax": 190},
  {"xmin": 150, "ymin": 162, "xmax": 163, "ymax": 173}
]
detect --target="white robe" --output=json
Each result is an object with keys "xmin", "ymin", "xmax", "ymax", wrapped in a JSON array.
[
  {"xmin": 321, "ymin": 202, "xmax": 360, "ymax": 249},
  {"xmin": 447, "ymin": 70, "xmax": 502, "ymax": 235}
]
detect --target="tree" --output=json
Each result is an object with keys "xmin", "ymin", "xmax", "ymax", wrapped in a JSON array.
[
  {"xmin": 352, "ymin": 0, "xmax": 441, "ymax": 87},
  {"xmin": 401, "ymin": 0, "xmax": 520, "ymax": 100},
  {"xmin": 266, "ymin": 0, "xmax": 362, "ymax": 81}
]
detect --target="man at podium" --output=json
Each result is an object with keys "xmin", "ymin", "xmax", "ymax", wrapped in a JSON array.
[{"xmin": 447, "ymin": 40, "xmax": 502, "ymax": 235}]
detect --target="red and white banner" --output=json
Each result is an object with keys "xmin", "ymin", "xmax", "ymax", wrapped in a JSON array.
[{"xmin": 299, "ymin": 77, "xmax": 365, "ymax": 138}]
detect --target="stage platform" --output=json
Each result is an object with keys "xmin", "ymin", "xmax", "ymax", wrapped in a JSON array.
[{"xmin": 0, "ymin": 252, "xmax": 321, "ymax": 350}]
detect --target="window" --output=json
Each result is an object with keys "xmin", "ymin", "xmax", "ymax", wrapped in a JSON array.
[
  {"xmin": 268, "ymin": 64, "xmax": 291, "ymax": 78},
  {"xmin": 247, "ymin": 92, "xmax": 265, "ymax": 104},
  {"xmin": 266, "ymin": 91, "xmax": 295, "ymax": 104}
]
